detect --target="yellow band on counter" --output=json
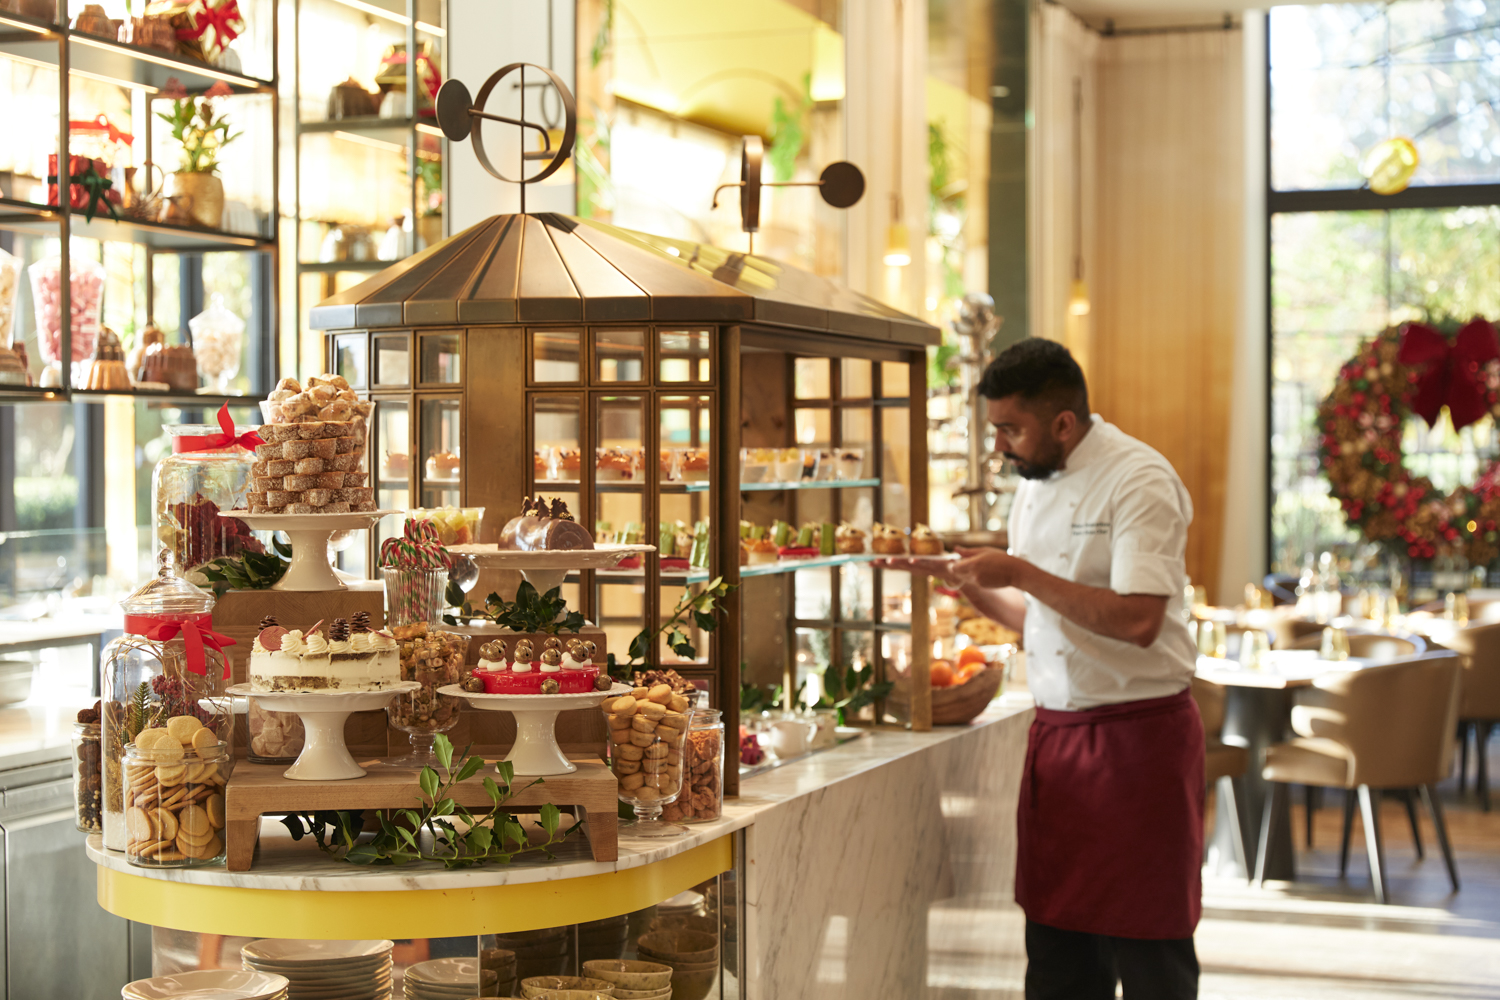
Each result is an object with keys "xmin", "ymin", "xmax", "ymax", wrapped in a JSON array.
[{"xmin": 97, "ymin": 836, "xmax": 734, "ymax": 939}]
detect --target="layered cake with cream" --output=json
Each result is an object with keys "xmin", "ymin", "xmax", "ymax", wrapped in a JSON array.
[
  {"xmin": 249, "ymin": 612, "xmax": 400, "ymax": 691},
  {"xmin": 472, "ymin": 636, "xmax": 603, "ymax": 694}
]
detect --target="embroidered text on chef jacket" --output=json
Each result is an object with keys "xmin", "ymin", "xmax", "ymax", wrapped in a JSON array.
[{"xmin": 1008, "ymin": 418, "xmax": 1198, "ymax": 711}]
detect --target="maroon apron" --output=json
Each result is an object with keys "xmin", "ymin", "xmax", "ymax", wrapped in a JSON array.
[{"xmin": 1016, "ymin": 688, "xmax": 1204, "ymax": 940}]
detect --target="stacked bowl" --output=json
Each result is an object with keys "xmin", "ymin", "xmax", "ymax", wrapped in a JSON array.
[
  {"xmin": 636, "ymin": 929, "xmax": 719, "ymax": 1000},
  {"xmin": 480, "ymin": 948, "xmax": 519, "ymax": 996},
  {"xmin": 519, "ymin": 976, "xmax": 617, "ymax": 998},
  {"xmin": 576, "ymin": 914, "xmax": 630, "ymax": 963},
  {"xmin": 490, "ymin": 928, "xmax": 569, "ymax": 980},
  {"xmin": 581, "ymin": 960, "xmax": 673, "ymax": 1000},
  {"xmin": 241, "ymin": 940, "xmax": 395, "ymax": 1000},
  {"xmin": 124, "ymin": 970, "xmax": 290, "ymax": 1000},
  {"xmin": 403, "ymin": 958, "xmax": 496, "ymax": 1000}
]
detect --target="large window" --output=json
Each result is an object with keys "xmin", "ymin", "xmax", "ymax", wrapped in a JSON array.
[{"xmin": 1269, "ymin": 2, "xmax": 1500, "ymax": 573}]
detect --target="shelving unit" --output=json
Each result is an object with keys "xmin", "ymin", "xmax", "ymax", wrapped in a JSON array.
[
  {"xmin": 0, "ymin": 0, "xmax": 279, "ymax": 404},
  {"xmin": 286, "ymin": 0, "xmax": 446, "ymax": 380}
]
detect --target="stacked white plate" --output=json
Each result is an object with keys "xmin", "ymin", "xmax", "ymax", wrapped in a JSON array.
[
  {"xmin": 124, "ymin": 969, "xmax": 290, "ymax": 1000},
  {"xmin": 241, "ymin": 940, "xmax": 394, "ymax": 1000},
  {"xmin": 402, "ymin": 958, "xmax": 497, "ymax": 1000}
]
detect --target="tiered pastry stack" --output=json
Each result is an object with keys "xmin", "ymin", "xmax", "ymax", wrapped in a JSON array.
[{"xmin": 250, "ymin": 374, "xmax": 375, "ymax": 514}]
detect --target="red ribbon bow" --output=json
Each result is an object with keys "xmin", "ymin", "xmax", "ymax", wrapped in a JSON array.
[
  {"xmin": 1397, "ymin": 319, "xmax": 1500, "ymax": 431},
  {"xmin": 124, "ymin": 613, "xmax": 235, "ymax": 679},
  {"xmin": 172, "ymin": 402, "xmax": 263, "ymax": 454},
  {"xmin": 176, "ymin": 0, "xmax": 244, "ymax": 55}
]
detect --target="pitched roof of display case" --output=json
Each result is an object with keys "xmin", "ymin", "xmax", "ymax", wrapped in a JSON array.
[{"xmin": 308, "ymin": 213, "xmax": 939, "ymax": 347}]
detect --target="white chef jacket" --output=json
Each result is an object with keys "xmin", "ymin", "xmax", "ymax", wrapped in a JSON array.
[{"xmin": 1007, "ymin": 417, "xmax": 1198, "ymax": 711}]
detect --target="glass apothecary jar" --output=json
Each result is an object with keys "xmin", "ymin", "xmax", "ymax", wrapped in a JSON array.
[
  {"xmin": 665, "ymin": 708, "xmax": 723, "ymax": 824},
  {"xmin": 73, "ymin": 715, "xmax": 102, "ymax": 833},
  {"xmin": 188, "ymin": 293, "xmax": 245, "ymax": 393},
  {"xmin": 153, "ymin": 409, "xmax": 262, "ymax": 580},
  {"xmin": 122, "ymin": 737, "xmax": 231, "ymax": 868},
  {"xmin": 28, "ymin": 252, "xmax": 104, "ymax": 386},
  {"xmin": 101, "ymin": 558, "xmax": 233, "ymax": 852}
]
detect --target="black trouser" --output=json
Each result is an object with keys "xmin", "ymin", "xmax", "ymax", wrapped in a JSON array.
[{"xmin": 1025, "ymin": 920, "xmax": 1199, "ymax": 1000}]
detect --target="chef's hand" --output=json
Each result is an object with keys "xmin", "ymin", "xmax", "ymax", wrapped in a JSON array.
[{"xmin": 950, "ymin": 546, "xmax": 1029, "ymax": 590}]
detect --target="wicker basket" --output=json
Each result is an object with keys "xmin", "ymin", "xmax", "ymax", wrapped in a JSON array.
[{"xmin": 889, "ymin": 666, "xmax": 1004, "ymax": 726}]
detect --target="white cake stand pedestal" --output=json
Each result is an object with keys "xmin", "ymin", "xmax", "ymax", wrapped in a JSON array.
[
  {"xmin": 447, "ymin": 544, "xmax": 656, "ymax": 595},
  {"xmin": 227, "ymin": 683, "xmax": 420, "ymax": 780},
  {"xmin": 438, "ymin": 684, "xmax": 630, "ymax": 776},
  {"xmin": 220, "ymin": 510, "xmax": 400, "ymax": 591}
]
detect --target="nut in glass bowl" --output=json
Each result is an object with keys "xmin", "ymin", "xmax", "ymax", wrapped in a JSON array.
[{"xmin": 602, "ymin": 684, "xmax": 694, "ymax": 836}]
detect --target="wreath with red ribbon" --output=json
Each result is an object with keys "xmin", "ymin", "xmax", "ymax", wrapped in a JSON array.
[{"xmin": 1319, "ymin": 318, "xmax": 1500, "ymax": 564}]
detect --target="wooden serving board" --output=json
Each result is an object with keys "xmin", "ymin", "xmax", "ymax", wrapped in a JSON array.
[{"xmin": 223, "ymin": 758, "xmax": 618, "ymax": 871}]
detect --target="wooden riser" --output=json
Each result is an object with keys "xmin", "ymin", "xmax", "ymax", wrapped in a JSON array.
[{"xmin": 223, "ymin": 757, "xmax": 619, "ymax": 871}]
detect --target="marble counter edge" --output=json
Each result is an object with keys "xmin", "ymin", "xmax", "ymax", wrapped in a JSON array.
[{"xmin": 85, "ymin": 697, "xmax": 1035, "ymax": 892}]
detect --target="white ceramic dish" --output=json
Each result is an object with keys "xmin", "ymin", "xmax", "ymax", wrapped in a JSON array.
[
  {"xmin": 439, "ymin": 683, "xmax": 631, "ymax": 775},
  {"xmin": 123, "ymin": 969, "xmax": 290, "ymax": 999},
  {"xmin": 220, "ymin": 510, "xmax": 399, "ymax": 591},
  {"xmin": 447, "ymin": 543, "xmax": 656, "ymax": 593},
  {"xmin": 243, "ymin": 940, "xmax": 394, "ymax": 964},
  {"xmin": 227, "ymin": 684, "xmax": 420, "ymax": 780}
]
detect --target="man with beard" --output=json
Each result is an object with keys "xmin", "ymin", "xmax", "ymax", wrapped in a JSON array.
[{"xmin": 887, "ymin": 337, "xmax": 1203, "ymax": 999}]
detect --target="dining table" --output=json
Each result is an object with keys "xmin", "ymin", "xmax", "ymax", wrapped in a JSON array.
[{"xmin": 1197, "ymin": 649, "xmax": 1365, "ymax": 882}]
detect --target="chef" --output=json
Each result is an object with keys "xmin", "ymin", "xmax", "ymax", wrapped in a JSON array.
[{"xmin": 889, "ymin": 337, "xmax": 1203, "ymax": 999}]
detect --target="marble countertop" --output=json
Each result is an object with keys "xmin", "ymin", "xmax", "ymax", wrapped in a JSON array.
[{"xmin": 87, "ymin": 693, "xmax": 1035, "ymax": 892}]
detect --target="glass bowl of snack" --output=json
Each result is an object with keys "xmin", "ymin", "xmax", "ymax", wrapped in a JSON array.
[
  {"xmin": 601, "ymin": 684, "xmax": 695, "ymax": 837},
  {"xmin": 408, "ymin": 506, "xmax": 485, "ymax": 545},
  {"xmin": 740, "ymin": 448, "xmax": 773, "ymax": 484},
  {"xmin": 386, "ymin": 621, "xmax": 468, "ymax": 767}
]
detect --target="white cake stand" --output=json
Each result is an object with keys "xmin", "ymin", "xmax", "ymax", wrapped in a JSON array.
[
  {"xmin": 220, "ymin": 510, "xmax": 400, "ymax": 591},
  {"xmin": 437, "ymin": 683, "xmax": 631, "ymax": 776},
  {"xmin": 227, "ymin": 682, "xmax": 420, "ymax": 780},
  {"xmin": 448, "ymin": 544, "xmax": 655, "ymax": 594}
]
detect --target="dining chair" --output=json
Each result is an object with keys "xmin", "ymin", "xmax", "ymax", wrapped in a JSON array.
[
  {"xmin": 1190, "ymin": 677, "xmax": 1251, "ymax": 880},
  {"xmin": 1256, "ymin": 652, "xmax": 1462, "ymax": 903},
  {"xmin": 1269, "ymin": 613, "xmax": 1328, "ymax": 650},
  {"xmin": 1286, "ymin": 630, "xmax": 1425, "ymax": 660},
  {"xmin": 1430, "ymin": 620, "xmax": 1500, "ymax": 811}
]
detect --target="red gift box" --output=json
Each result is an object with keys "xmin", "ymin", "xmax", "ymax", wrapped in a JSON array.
[{"xmin": 46, "ymin": 155, "xmax": 122, "ymax": 215}]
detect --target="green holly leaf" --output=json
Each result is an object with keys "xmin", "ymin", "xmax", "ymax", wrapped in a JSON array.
[
  {"xmin": 693, "ymin": 610, "xmax": 718, "ymax": 632},
  {"xmin": 455, "ymin": 755, "xmax": 484, "ymax": 783},
  {"xmin": 539, "ymin": 802, "xmax": 561, "ymax": 838},
  {"xmin": 418, "ymin": 768, "xmax": 440, "ymax": 801},
  {"xmin": 495, "ymin": 760, "xmax": 515, "ymax": 787},
  {"xmin": 467, "ymin": 825, "xmax": 493, "ymax": 852},
  {"xmin": 483, "ymin": 776, "xmax": 502, "ymax": 805},
  {"xmin": 434, "ymin": 735, "xmax": 453, "ymax": 771}
]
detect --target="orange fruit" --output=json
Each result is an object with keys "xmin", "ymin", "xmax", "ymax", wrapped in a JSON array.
[
  {"xmin": 930, "ymin": 661, "xmax": 955, "ymax": 687},
  {"xmin": 956, "ymin": 647, "xmax": 988, "ymax": 668},
  {"xmin": 957, "ymin": 662, "xmax": 985, "ymax": 684}
]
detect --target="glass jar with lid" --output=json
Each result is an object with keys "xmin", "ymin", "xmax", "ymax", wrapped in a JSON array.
[
  {"xmin": 123, "ymin": 738, "xmax": 231, "ymax": 868},
  {"xmin": 665, "ymin": 707, "xmax": 723, "ymax": 824},
  {"xmin": 153, "ymin": 403, "xmax": 263, "ymax": 581},
  {"xmin": 72, "ymin": 712, "xmax": 102, "ymax": 833},
  {"xmin": 100, "ymin": 554, "xmax": 233, "ymax": 851}
]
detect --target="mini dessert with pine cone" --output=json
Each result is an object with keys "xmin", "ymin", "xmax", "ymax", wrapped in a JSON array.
[{"xmin": 472, "ymin": 636, "xmax": 600, "ymax": 694}]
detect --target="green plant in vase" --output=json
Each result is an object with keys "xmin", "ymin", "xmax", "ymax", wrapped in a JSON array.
[{"xmin": 157, "ymin": 77, "xmax": 241, "ymax": 230}]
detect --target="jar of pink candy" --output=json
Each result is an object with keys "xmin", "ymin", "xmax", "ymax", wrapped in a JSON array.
[{"xmin": 28, "ymin": 253, "xmax": 105, "ymax": 386}]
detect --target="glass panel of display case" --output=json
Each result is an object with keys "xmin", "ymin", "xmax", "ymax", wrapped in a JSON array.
[
  {"xmin": 840, "ymin": 563, "xmax": 875, "ymax": 622},
  {"xmin": 659, "ymin": 327, "xmax": 712, "ymax": 382},
  {"xmin": 840, "ymin": 407, "xmax": 873, "ymax": 483},
  {"xmin": 659, "ymin": 491, "xmax": 708, "ymax": 575},
  {"xmin": 296, "ymin": 132, "xmax": 412, "ymax": 263},
  {"xmin": 595, "ymin": 326, "xmax": 646, "ymax": 382},
  {"xmin": 598, "ymin": 581, "xmax": 646, "ymax": 667},
  {"xmin": 792, "ymin": 627, "xmax": 827, "ymax": 700},
  {"xmin": 375, "ymin": 398, "xmax": 410, "ymax": 548},
  {"xmin": 841, "ymin": 630, "xmax": 878, "ymax": 720},
  {"xmin": 794, "ymin": 568, "xmax": 832, "ymax": 621},
  {"xmin": 840, "ymin": 357, "xmax": 873, "ymax": 398},
  {"xmin": 597, "ymin": 394, "xmax": 644, "ymax": 485},
  {"xmin": 660, "ymin": 394, "xmax": 711, "ymax": 485},
  {"xmin": 596, "ymin": 489, "xmax": 642, "ymax": 552},
  {"xmin": 881, "ymin": 360, "xmax": 910, "ymax": 397},
  {"xmin": 881, "ymin": 407, "xmax": 911, "ymax": 529},
  {"xmin": 374, "ymin": 333, "xmax": 410, "ymax": 386},
  {"xmin": 840, "ymin": 486, "xmax": 875, "ymax": 527},
  {"xmin": 419, "ymin": 331, "xmax": 461, "ymax": 384},
  {"xmin": 533, "ymin": 328, "xmax": 582, "ymax": 382},
  {"xmin": 794, "ymin": 356, "xmax": 830, "ymax": 398},
  {"xmin": 881, "ymin": 570, "xmax": 914, "ymax": 629},
  {"xmin": 296, "ymin": 0, "xmax": 443, "ymax": 124},
  {"xmin": 795, "ymin": 486, "xmax": 835, "ymax": 526},
  {"xmin": 659, "ymin": 581, "xmax": 709, "ymax": 665},
  {"xmin": 333, "ymin": 333, "xmax": 367, "ymax": 388},
  {"xmin": 533, "ymin": 394, "xmax": 581, "ymax": 485},
  {"xmin": 419, "ymin": 396, "xmax": 461, "ymax": 508},
  {"xmin": 793, "ymin": 408, "xmax": 830, "ymax": 450}
]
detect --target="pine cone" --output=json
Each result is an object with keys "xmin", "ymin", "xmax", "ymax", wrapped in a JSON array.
[
  {"xmin": 258, "ymin": 615, "xmax": 280, "ymax": 630},
  {"xmin": 351, "ymin": 611, "xmax": 371, "ymax": 633},
  {"xmin": 329, "ymin": 618, "xmax": 351, "ymax": 643}
]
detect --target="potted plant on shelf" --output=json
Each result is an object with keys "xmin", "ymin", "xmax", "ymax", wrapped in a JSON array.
[{"xmin": 156, "ymin": 78, "xmax": 240, "ymax": 230}]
